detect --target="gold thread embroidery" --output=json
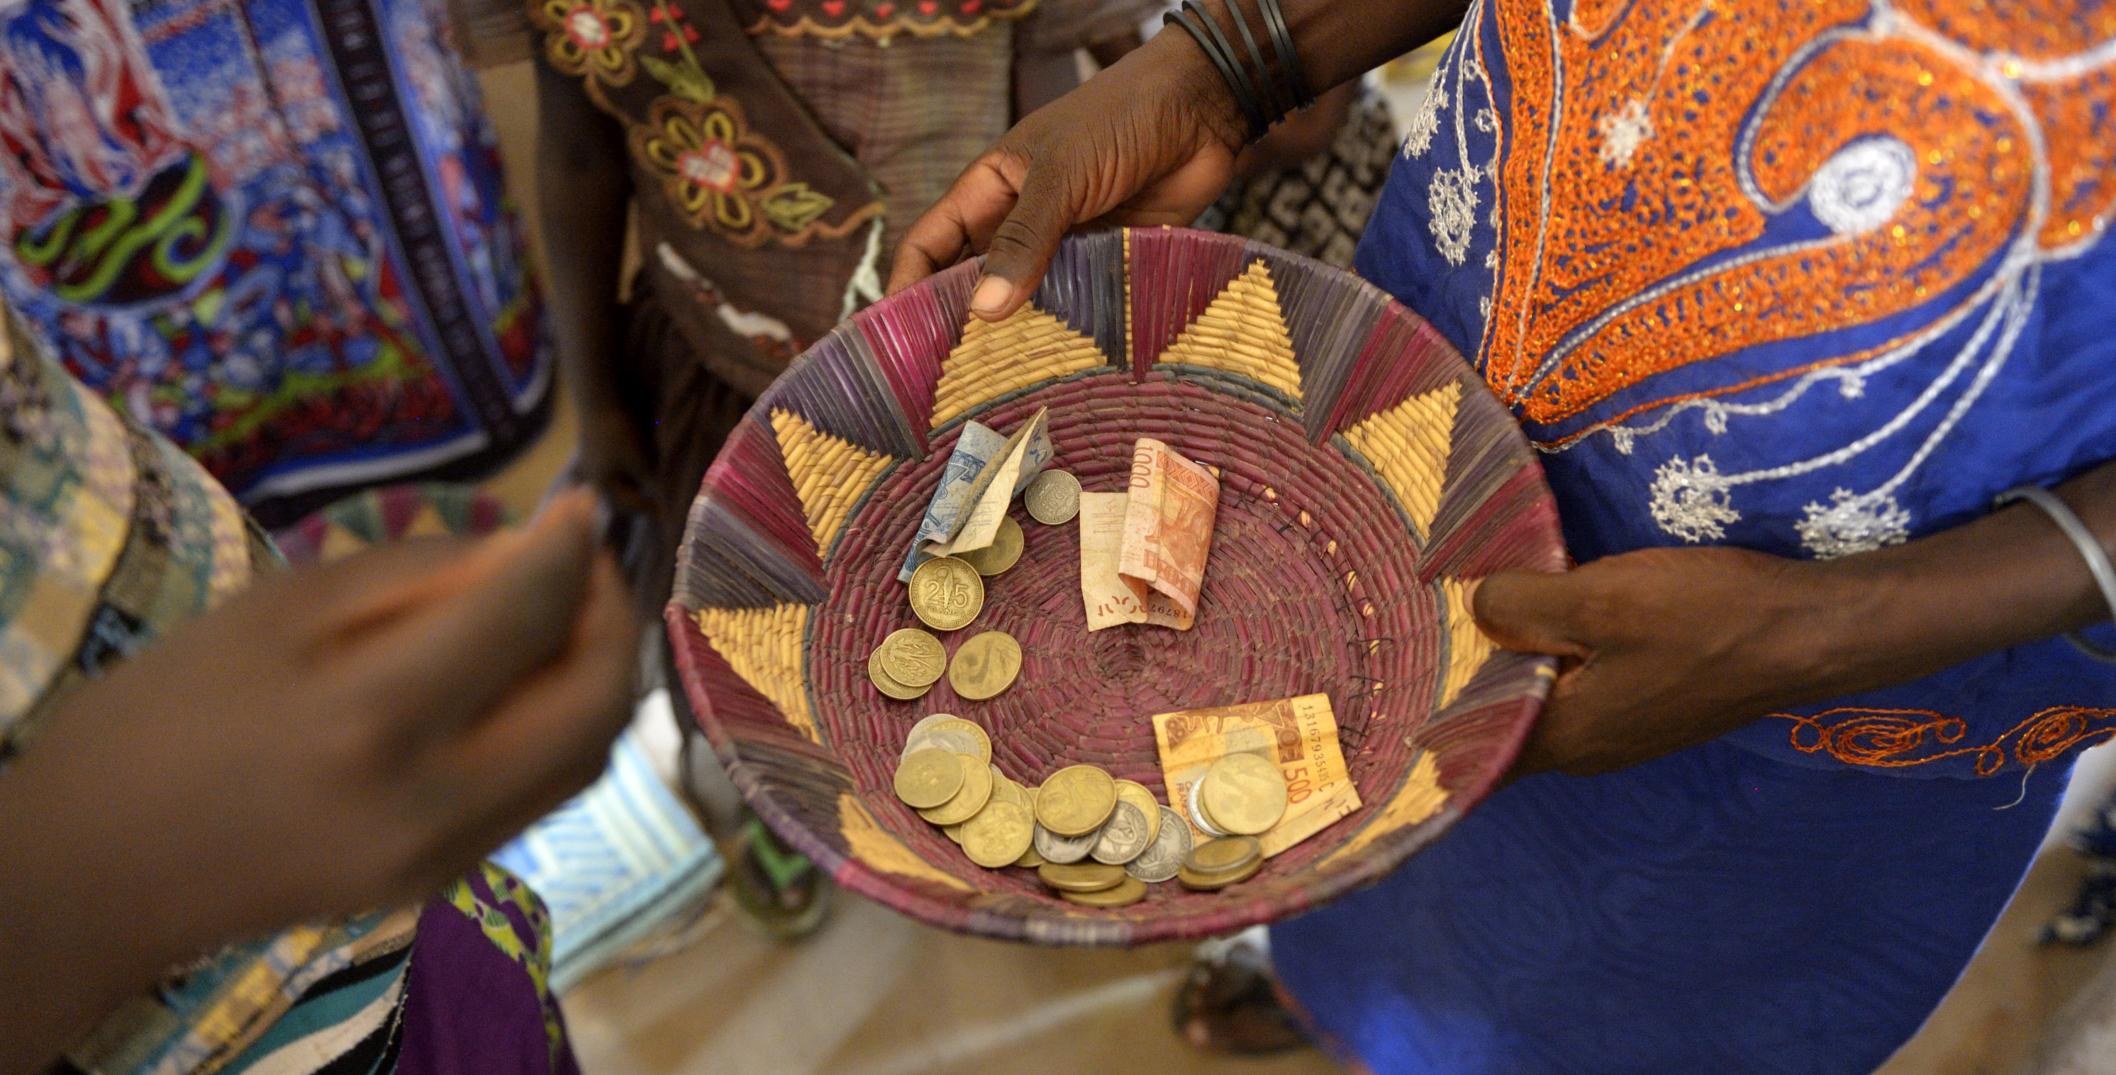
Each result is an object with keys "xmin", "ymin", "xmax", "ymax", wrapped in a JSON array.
[{"xmin": 743, "ymin": 0, "xmax": 1039, "ymax": 41}]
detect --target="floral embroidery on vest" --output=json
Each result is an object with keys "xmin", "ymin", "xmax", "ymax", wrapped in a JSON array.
[
  {"xmin": 530, "ymin": 0, "xmax": 883, "ymax": 246},
  {"xmin": 538, "ymin": 0, "xmax": 648, "ymax": 88}
]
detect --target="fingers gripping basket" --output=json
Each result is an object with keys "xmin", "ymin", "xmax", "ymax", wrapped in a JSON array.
[{"xmin": 667, "ymin": 228, "xmax": 1564, "ymax": 945}]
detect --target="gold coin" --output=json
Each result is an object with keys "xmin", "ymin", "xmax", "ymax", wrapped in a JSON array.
[
  {"xmin": 903, "ymin": 717, "xmax": 991, "ymax": 762},
  {"xmin": 1186, "ymin": 836, "xmax": 1263, "ymax": 875},
  {"xmin": 868, "ymin": 648, "xmax": 929, "ymax": 701},
  {"xmin": 991, "ymin": 772, "xmax": 1031, "ymax": 811},
  {"xmin": 908, "ymin": 556, "xmax": 984, "ymax": 632},
  {"xmin": 1025, "ymin": 469, "xmax": 1082, "ymax": 525},
  {"xmin": 961, "ymin": 800, "xmax": 1035, "ymax": 868},
  {"xmin": 1014, "ymin": 845, "xmax": 1046, "ymax": 868},
  {"xmin": 945, "ymin": 822, "xmax": 965, "ymax": 845},
  {"xmin": 879, "ymin": 628, "xmax": 947, "ymax": 688},
  {"xmin": 1061, "ymin": 876, "xmax": 1147, "ymax": 908},
  {"xmin": 1036, "ymin": 765, "xmax": 1117, "ymax": 837},
  {"xmin": 948, "ymin": 630, "xmax": 1022, "ymax": 701},
  {"xmin": 893, "ymin": 748, "xmax": 964, "ymax": 809},
  {"xmin": 957, "ymin": 515, "xmax": 1024, "ymax": 577},
  {"xmin": 1036, "ymin": 862, "xmax": 1126, "ymax": 893},
  {"xmin": 1185, "ymin": 778, "xmax": 1229, "ymax": 838},
  {"xmin": 918, "ymin": 753, "xmax": 994, "ymax": 826},
  {"xmin": 1113, "ymin": 780, "xmax": 1162, "ymax": 846},
  {"xmin": 1200, "ymin": 753, "xmax": 1288, "ymax": 836},
  {"xmin": 1176, "ymin": 857, "xmax": 1263, "ymax": 891}
]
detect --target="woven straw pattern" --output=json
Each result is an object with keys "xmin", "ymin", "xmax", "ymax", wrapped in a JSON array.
[{"xmin": 669, "ymin": 228, "xmax": 1564, "ymax": 945}]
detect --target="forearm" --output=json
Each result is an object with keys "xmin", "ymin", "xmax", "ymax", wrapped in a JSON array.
[
  {"xmin": 533, "ymin": 59, "xmax": 632, "ymax": 428},
  {"xmin": 1807, "ymin": 460, "xmax": 2116, "ymax": 697},
  {"xmin": 1280, "ymin": 0, "xmax": 1468, "ymax": 95},
  {"xmin": 0, "ymin": 768, "xmax": 190, "ymax": 1074}
]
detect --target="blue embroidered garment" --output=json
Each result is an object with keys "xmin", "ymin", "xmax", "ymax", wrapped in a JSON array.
[
  {"xmin": 0, "ymin": 0, "xmax": 551, "ymax": 527},
  {"xmin": 1273, "ymin": 2, "xmax": 2116, "ymax": 1070}
]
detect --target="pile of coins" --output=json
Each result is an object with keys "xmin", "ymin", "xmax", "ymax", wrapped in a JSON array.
[
  {"xmin": 892, "ymin": 714, "xmax": 1276, "ymax": 906},
  {"xmin": 874, "ymin": 470, "xmax": 1082, "ymax": 704}
]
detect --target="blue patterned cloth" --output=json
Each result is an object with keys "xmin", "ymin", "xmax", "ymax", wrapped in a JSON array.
[
  {"xmin": 0, "ymin": 0, "xmax": 552, "ymax": 527},
  {"xmin": 493, "ymin": 719, "xmax": 722, "ymax": 993},
  {"xmin": 1273, "ymin": 2, "xmax": 2116, "ymax": 1071}
]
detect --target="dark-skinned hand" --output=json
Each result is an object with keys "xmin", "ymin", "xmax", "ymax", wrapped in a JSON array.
[
  {"xmin": 0, "ymin": 490, "xmax": 638, "ymax": 976},
  {"xmin": 888, "ymin": 32, "xmax": 1248, "ymax": 318},
  {"xmin": 1472, "ymin": 547, "xmax": 1855, "ymax": 777}
]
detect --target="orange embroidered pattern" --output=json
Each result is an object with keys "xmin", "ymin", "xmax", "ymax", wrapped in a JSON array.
[
  {"xmin": 1473, "ymin": 0, "xmax": 2116, "ymax": 430},
  {"xmin": 1772, "ymin": 705, "xmax": 2116, "ymax": 777}
]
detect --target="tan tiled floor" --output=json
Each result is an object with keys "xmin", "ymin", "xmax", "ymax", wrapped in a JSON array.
[{"xmin": 554, "ymin": 832, "xmax": 2115, "ymax": 1075}]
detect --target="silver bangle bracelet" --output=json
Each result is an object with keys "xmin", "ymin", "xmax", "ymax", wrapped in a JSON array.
[{"xmin": 1994, "ymin": 484, "xmax": 2116, "ymax": 663}]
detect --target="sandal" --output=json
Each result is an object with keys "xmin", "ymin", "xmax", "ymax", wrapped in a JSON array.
[
  {"xmin": 1172, "ymin": 935, "xmax": 1311, "ymax": 1055},
  {"xmin": 727, "ymin": 815, "xmax": 833, "ymax": 942}
]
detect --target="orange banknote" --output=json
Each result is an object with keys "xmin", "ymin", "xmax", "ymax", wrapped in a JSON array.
[{"xmin": 1117, "ymin": 438, "xmax": 1219, "ymax": 628}]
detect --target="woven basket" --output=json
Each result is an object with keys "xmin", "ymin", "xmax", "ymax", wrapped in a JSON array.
[{"xmin": 668, "ymin": 228, "xmax": 1563, "ymax": 945}]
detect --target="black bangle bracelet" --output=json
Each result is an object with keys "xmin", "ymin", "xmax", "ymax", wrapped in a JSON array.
[
  {"xmin": 1223, "ymin": 0, "xmax": 1284, "ymax": 124},
  {"xmin": 1167, "ymin": 3, "xmax": 1268, "ymax": 138},
  {"xmin": 1256, "ymin": 0, "xmax": 1311, "ymax": 111}
]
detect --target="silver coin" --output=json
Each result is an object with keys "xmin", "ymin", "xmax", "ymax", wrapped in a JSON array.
[
  {"xmin": 1126, "ymin": 806, "xmax": 1193, "ymax": 883},
  {"xmin": 1033, "ymin": 823, "xmax": 1097, "ymax": 864},
  {"xmin": 1024, "ymin": 470, "xmax": 1081, "ymax": 525},
  {"xmin": 903, "ymin": 713, "xmax": 960, "ymax": 742},
  {"xmin": 1186, "ymin": 779, "xmax": 1229, "ymax": 838},
  {"xmin": 1089, "ymin": 802, "xmax": 1153, "ymax": 865}
]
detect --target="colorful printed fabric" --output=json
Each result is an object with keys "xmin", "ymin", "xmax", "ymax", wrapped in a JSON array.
[
  {"xmin": 1273, "ymin": 2, "xmax": 2116, "ymax": 1071},
  {"xmin": 0, "ymin": 326, "xmax": 567, "ymax": 1072},
  {"xmin": 0, "ymin": 0, "xmax": 553, "ymax": 529}
]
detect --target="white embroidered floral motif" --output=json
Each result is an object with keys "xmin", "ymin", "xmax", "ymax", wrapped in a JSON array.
[
  {"xmin": 1795, "ymin": 488, "xmax": 1912, "ymax": 558},
  {"xmin": 1703, "ymin": 405, "xmax": 1728, "ymax": 434},
  {"xmin": 1648, "ymin": 454, "xmax": 1740, "ymax": 541},
  {"xmin": 1595, "ymin": 98, "xmax": 1653, "ymax": 169},
  {"xmin": 1808, "ymin": 137, "xmax": 1916, "ymax": 236},
  {"xmin": 1428, "ymin": 166, "xmax": 1479, "ymax": 266},
  {"xmin": 1402, "ymin": 65, "xmax": 1446, "ymax": 158}
]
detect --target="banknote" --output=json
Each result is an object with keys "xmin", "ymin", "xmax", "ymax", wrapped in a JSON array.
[
  {"xmin": 898, "ymin": 420, "xmax": 1008, "ymax": 582},
  {"xmin": 923, "ymin": 407, "xmax": 1052, "ymax": 560},
  {"xmin": 1152, "ymin": 694, "xmax": 1361, "ymax": 858},
  {"xmin": 1079, "ymin": 491, "xmax": 1191, "ymax": 630},
  {"xmin": 1117, "ymin": 439, "xmax": 1219, "ymax": 625},
  {"xmin": 899, "ymin": 413, "xmax": 1053, "ymax": 580}
]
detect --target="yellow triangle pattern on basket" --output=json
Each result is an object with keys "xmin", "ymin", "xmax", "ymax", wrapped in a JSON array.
[
  {"xmin": 1318, "ymin": 751, "xmax": 1447, "ymax": 869},
  {"xmin": 318, "ymin": 523, "xmax": 366, "ymax": 564},
  {"xmin": 931, "ymin": 306, "xmax": 1108, "ymax": 429},
  {"xmin": 695, "ymin": 603, "xmax": 819, "ymax": 744},
  {"xmin": 772, "ymin": 408, "xmax": 894, "ymax": 561},
  {"xmin": 838, "ymin": 793, "xmax": 974, "ymax": 892},
  {"xmin": 1436, "ymin": 576, "xmax": 1495, "ymax": 710},
  {"xmin": 1340, "ymin": 380, "xmax": 1461, "ymax": 539},
  {"xmin": 1157, "ymin": 260, "xmax": 1302, "ymax": 403}
]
